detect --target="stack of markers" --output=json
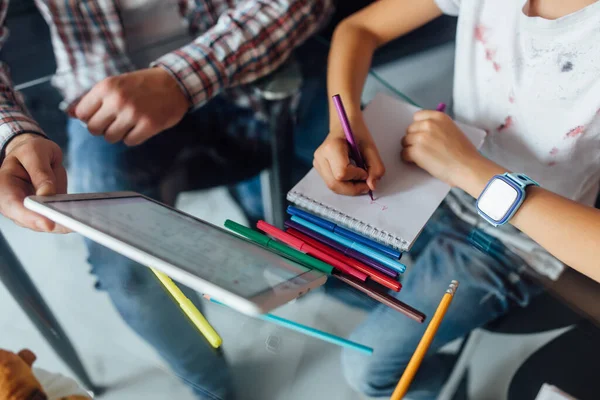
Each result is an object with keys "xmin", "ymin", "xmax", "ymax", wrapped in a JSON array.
[{"xmin": 224, "ymin": 205, "xmax": 425, "ymax": 323}]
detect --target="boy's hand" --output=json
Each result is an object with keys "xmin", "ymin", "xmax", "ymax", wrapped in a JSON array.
[
  {"xmin": 314, "ymin": 119, "xmax": 385, "ymax": 196},
  {"xmin": 74, "ymin": 68, "xmax": 190, "ymax": 146},
  {"xmin": 0, "ymin": 134, "xmax": 69, "ymax": 233},
  {"xmin": 401, "ymin": 110, "xmax": 483, "ymax": 187}
]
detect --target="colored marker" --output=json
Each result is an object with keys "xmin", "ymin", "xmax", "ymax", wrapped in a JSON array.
[
  {"xmin": 287, "ymin": 206, "xmax": 402, "ymax": 259},
  {"xmin": 285, "ymin": 220, "xmax": 398, "ymax": 278},
  {"xmin": 333, "ymin": 273, "xmax": 425, "ymax": 323},
  {"xmin": 204, "ymin": 295, "xmax": 373, "ymax": 355},
  {"xmin": 257, "ymin": 220, "xmax": 368, "ymax": 281},
  {"xmin": 436, "ymin": 102, "xmax": 447, "ymax": 113},
  {"xmin": 151, "ymin": 268, "xmax": 222, "ymax": 348},
  {"xmin": 224, "ymin": 220, "xmax": 333, "ymax": 275},
  {"xmin": 332, "ymin": 94, "xmax": 374, "ymax": 201},
  {"xmin": 290, "ymin": 216, "xmax": 407, "ymax": 274},
  {"xmin": 286, "ymin": 228, "xmax": 401, "ymax": 292}
]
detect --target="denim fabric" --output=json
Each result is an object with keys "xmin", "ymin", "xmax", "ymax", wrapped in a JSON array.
[
  {"xmin": 67, "ymin": 61, "xmax": 329, "ymax": 397},
  {"xmin": 328, "ymin": 204, "xmax": 541, "ymax": 399},
  {"xmin": 67, "ymin": 106, "xmax": 239, "ymax": 399}
]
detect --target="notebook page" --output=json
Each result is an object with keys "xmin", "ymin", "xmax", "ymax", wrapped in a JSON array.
[{"xmin": 288, "ymin": 93, "xmax": 486, "ymax": 251}]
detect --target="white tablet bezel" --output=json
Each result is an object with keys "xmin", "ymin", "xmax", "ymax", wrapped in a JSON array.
[{"xmin": 25, "ymin": 192, "xmax": 327, "ymax": 315}]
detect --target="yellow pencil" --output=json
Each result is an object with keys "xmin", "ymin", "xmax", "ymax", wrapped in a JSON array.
[
  {"xmin": 151, "ymin": 268, "xmax": 223, "ymax": 349},
  {"xmin": 391, "ymin": 280, "xmax": 459, "ymax": 400}
]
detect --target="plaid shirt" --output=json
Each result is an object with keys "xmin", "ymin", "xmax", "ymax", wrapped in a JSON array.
[{"xmin": 0, "ymin": 0, "xmax": 333, "ymax": 161}]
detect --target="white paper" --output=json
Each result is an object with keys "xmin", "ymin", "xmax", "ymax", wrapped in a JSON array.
[{"xmin": 288, "ymin": 93, "xmax": 486, "ymax": 250}]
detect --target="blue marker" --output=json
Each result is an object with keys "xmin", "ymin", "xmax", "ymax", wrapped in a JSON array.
[
  {"xmin": 290, "ymin": 216, "xmax": 407, "ymax": 274},
  {"xmin": 287, "ymin": 206, "xmax": 402, "ymax": 259}
]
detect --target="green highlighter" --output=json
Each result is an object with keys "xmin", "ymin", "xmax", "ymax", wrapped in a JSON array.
[{"xmin": 224, "ymin": 220, "xmax": 334, "ymax": 275}]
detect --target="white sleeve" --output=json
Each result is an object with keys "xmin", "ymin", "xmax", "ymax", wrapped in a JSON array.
[
  {"xmin": 33, "ymin": 368, "xmax": 90, "ymax": 399},
  {"xmin": 434, "ymin": 0, "xmax": 461, "ymax": 16}
]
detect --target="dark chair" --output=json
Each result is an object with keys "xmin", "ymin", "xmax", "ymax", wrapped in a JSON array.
[
  {"xmin": 441, "ymin": 292, "xmax": 584, "ymax": 400},
  {"xmin": 508, "ymin": 321, "xmax": 600, "ymax": 400}
]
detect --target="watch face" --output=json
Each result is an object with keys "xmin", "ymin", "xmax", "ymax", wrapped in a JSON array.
[{"xmin": 478, "ymin": 178, "xmax": 519, "ymax": 222}]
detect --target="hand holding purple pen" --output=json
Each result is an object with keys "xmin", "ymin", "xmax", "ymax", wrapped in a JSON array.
[{"xmin": 332, "ymin": 94, "xmax": 375, "ymax": 200}]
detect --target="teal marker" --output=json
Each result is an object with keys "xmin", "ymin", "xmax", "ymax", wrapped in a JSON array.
[
  {"xmin": 204, "ymin": 295, "xmax": 373, "ymax": 355},
  {"xmin": 224, "ymin": 220, "xmax": 334, "ymax": 275},
  {"xmin": 290, "ymin": 216, "xmax": 407, "ymax": 273}
]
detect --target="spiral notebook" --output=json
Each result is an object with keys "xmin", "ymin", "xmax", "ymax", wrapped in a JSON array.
[{"xmin": 287, "ymin": 93, "xmax": 487, "ymax": 252}]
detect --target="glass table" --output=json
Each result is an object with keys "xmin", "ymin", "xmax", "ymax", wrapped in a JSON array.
[{"xmin": 2, "ymin": 4, "xmax": 599, "ymax": 400}]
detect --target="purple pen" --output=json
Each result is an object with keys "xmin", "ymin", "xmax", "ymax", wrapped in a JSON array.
[
  {"xmin": 332, "ymin": 94, "xmax": 374, "ymax": 200},
  {"xmin": 436, "ymin": 103, "xmax": 447, "ymax": 113},
  {"xmin": 284, "ymin": 220, "xmax": 399, "ymax": 279}
]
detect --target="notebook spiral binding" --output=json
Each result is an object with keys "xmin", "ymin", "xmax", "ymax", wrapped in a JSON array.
[{"xmin": 287, "ymin": 191, "xmax": 410, "ymax": 252}]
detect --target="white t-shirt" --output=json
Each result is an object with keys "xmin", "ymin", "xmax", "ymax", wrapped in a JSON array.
[
  {"xmin": 120, "ymin": 0, "xmax": 191, "ymax": 69},
  {"xmin": 435, "ymin": 0, "xmax": 600, "ymax": 277}
]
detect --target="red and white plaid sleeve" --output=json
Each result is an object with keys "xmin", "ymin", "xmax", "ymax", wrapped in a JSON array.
[
  {"xmin": 0, "ymin": 0, "xmax": 47, "ymax": 163},
  {"xmin": 154, "ymin": 0, "xmax": 334, "ymax": 109}
]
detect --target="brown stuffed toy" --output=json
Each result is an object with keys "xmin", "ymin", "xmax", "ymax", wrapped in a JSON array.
[{"xmin": 0, "ymin": 349, "xmax": 89, "ymax": 400}]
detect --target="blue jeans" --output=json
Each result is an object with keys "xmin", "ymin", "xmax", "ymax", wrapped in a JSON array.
[
  {"xmin": 67, "ymin": 112, "xmax": 236, "ymax": 399},
  {"xmin": 330, "ymin": 204, "xmax": 541, "ymax": 399},
  {"xmin": 68, "ymin": 72, "xmax": 328, "ymax": 398}
]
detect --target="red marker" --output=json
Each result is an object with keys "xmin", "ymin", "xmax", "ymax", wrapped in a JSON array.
[
  {"xmin": 257, "ymin": 221, "xmax": 368, "ymax": 282},
  {"xmin": 287, "ymin": 228, "xmax": 401, "ymax": 292}
]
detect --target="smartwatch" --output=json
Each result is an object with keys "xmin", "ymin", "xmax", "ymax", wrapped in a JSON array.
[{"xmin": 476, "ymin": 173, "xmax": 539, "ymax": 227}]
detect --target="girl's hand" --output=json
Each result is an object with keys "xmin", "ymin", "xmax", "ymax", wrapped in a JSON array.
[
  {"xmin": 401, "ymin": 110, "xmax": 484, "ymax": 188},
  {"xmin": 314, "ymin": 118, "xmax": 385, "ymax": 196}
]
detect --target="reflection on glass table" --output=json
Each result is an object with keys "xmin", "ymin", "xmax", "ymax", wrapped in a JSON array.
[{"xmin": 0, "ymin": 193, "xmax": 369, "ymax": 399}]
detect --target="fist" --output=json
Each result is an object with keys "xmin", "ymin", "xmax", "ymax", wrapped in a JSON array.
[
  {"xmin": 73, "ymin": 67, "xmax": 190, "ymax": 146},
  {"xmin": 401, "ymin": 110, "xmax": 483, "ymax": 187}
]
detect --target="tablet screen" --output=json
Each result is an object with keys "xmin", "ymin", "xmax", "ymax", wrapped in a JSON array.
[{"xmin": 48, "ymin": 196, "xmax": 309, "ymax": 298}]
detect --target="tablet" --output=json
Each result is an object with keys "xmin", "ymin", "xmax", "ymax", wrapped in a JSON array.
[{"xmin": 25, "ymin": 192, "xmax": 327, "ymax": 315}]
